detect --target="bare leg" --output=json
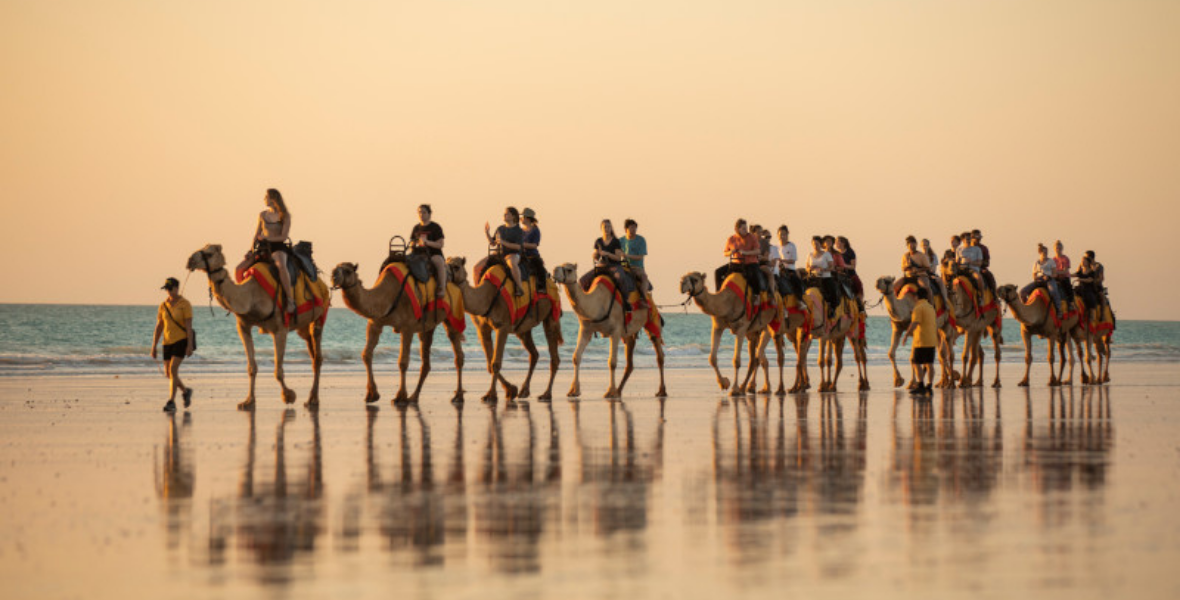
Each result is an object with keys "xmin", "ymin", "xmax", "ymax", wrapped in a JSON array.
[{"xmin": 273, "ymin": 252, "xmax": 296, "ymax": 312}]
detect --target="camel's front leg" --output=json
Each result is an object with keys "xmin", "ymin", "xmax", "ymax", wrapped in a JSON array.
[
  {"xmin": 361, "ymin": 322, "xmax": 383, "ymax": 403},
  {"xmin": 237, "ymin": 320, "xmax": 258, "ymax": 410},
  {"xmin": 1018, "ymin": 328, "xmax": 1033, "ymax": 387},
  {"xmin": 774, "ymin": 334, "xmax": 787, "ymax": 396},
  {"xmin": 816, "ymin": 340, "xmax": 829, "ymax": 392},
  {"xmin": 741, "ymin": 335, "xmax": 760, "ymax": 394},
  {"xmin": 449, "ymin": 331, "xmax": 466, "ymax": 404},
  {"xmin": 407, "ymin": 330, "xmax": 434, "ymax": 403},
  {"xmin": 604, "ymin": 335, "xmax": 622, "ymax": 398},
  {"xmin": 1047, "ymin": 337, "xmax": 1061, "ymax": 386},
  {"xmin": 791, "ymin": 331, "xmax": 809, "ymax": 393},
  {"xmin": 393, "ymin": 333, "xmax": 412, "ymax": 402},
  {"xmin": 829, "ymin": 339, "xmax": 845, "ymax": 393},
  {"xmin": 567, "ymin": 326, "xmax": 593, "ymax": 398},
  {"xmin": 959, "ymin": 332, "xmax": 976, "ymax": 387},
  {"xmin": 707, "ymin": 324, "xmax": 729, "ymax": 391},
  {"xmin": 304, "ymin": 324, "xmax": 324, "ymax": 408},
  {"xmin": 272, "ymin": 329, "xmax": 296, "ymax": 404},
  {"xmin": 888, "ymin": 327, "xmax": 905, "ymax": 388},
  {"xmin": 617, "ymin": 336, "xmax": 637, "ymax": 396},
  {"xmin": 730, "ymin": 333, "xmax": 745, "ymax": 397},
  {"xmin": 755, "ymin": 333, "xmax": 773, "ymax": 394},
  {"xmin": 516, "ymin": 329, "xmax": 540, "ymax": 399},
  {"xmin": 491, "ymin": 329, "xmax": 518, "ymax": 401}
]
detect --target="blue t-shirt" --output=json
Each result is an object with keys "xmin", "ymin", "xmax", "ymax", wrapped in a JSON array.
[
  {"xmin": 621, "ymin": 234, "xmax": 647, "ymax": 269},
  {"xmin": 523, "ymin": 227, "xmax": 541, "ymax": 258}
]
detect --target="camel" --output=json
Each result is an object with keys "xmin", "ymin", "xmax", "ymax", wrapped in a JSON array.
[
  {"xmin": 552, "ymin": 264, "xmax": 667, "ymax": 399},
  {"xmin": 330, "ymin": 262, "xmax": 466, "ymax": 405},
  {"xmin": 446, "ymin": 257, "xmax": 563, "ymax": 403},
  {"xmin": 996, "ymin": 284, "xmax": 1082, "ymax": 387},
  {"xmin": 947, "ymin": 275, "xmax": 1003, "ymax": 388},
  {"xmin": 875, "ymin": 276, "xmax": 958, "ymax": 389},
  {"xmin": 186, "ymin": 244, "xmax": 328, "ymax": 409},
  {"xmin": 679, "ymin": 271, "xmax": 780, "ymax": 397},
  {"xmin": 1077, "ymin": 302, "xmax": 1114, "ymax": 385},
  {"xmin": 746, "ymin": 290, "xmax": 813, "ymax": 395},
  {"xmin": 806, "ymin": 289, "xmax": 867, "ymax": 393}
]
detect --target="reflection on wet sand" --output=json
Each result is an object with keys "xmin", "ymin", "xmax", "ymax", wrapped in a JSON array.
[
  {"xmin": 1020, "ymin": 385, "xmax": 1114, "ymax": 526},
  {"xmin": 208, "ymin": 409, "xmax": 325, "ymax": 582},
  {"xmin": 572, "ymin": 400, "xmax": 665, "ymax": 540},
  {"xmin": 712, "ymin": 395, "xmax": 867, "ymax": 563},
  {"xmin": 887, "ymin": 387, "xmax": 1004, "ymax": 515},
  {"xmin": 155, "ymin": 412, "xmax": 194, "ymax": 551}
]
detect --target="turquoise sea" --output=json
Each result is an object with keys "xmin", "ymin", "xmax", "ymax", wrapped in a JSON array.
[{"xmin": 1, "ymin": 303, "xmax": 1176, "ymax": 376}]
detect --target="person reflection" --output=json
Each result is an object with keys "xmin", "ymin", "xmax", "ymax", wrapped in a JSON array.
[
  {"xmin": 472, "ymin": 402, "xmax": 561, "ymax": 574},
  {"xmin": 207, "ymin": 409, "xmax": 324, "ymax": 579},
  {"xmin": 1021, "ymin": 386, "xmax": 1113, "ymax": 527},
  {"xmin": 154, "ymin": 412, "xmax": 194, "ymax": 552},
  {"xmin": 573, "ymin": 400, "xmax": 664, "ymax": 541}
]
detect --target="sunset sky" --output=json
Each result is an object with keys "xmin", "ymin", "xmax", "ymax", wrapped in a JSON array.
[{"xmin": 2, "ymin": 0, "xmax": 1177, "ymax": 319}]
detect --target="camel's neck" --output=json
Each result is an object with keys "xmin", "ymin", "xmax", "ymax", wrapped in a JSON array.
[
  {"xmin": 207, "ymin": 268, "xmax": 263, "ymax": 315},
  {"xmin": 692, "ymin": 286, "xmax": 741, "ymax": 322},
  {"xmin": 560, "ymin": 280, "xmax": 611, "ymax": 321},
  {"xmin": 1003, "ymin": 293, "xmax": 1047, "ymax": 328},
  {"xmin": 340, "ymin": 276, "xmax": 398, "ymax": 320},
  {"xmin": 882, "ymin": 291, "xmax": 911, "ymax": 323}
]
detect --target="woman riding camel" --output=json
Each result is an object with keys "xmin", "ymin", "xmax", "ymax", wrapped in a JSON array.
[
  {"xmin": 721, "ymin": 219, "xmax": 761, "ymax": 294},
  {"xmin": 410, "ymin": 204, "xmax": 447, "ymax": 299},
  {"xmin": 521, "ymin": 207, "xmax": 544, "ymax": 283},
  {"xmin": 836, "ymin": 235, "xmax": 863, "ymax": 302},
  {"xmin": 1021, "ymin": 243, "xmax": 1062, "ymax": 306},
  {"xmin": 806, "ymin": 235, "xmax": 837, "ymax": 320},
  {"xmin": 252, "ymin": 188, "xmax": 296, "ymax": 313},
  {"xmin": 591, "ymin": 219, "xmax": 636, "ymax": 299},
  {"xmin": 477, "ymin": 206, "xmax": 525, "ymax": 296}
]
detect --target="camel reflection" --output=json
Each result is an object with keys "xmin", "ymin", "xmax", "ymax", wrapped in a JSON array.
[
  {"xmin": 208, "ymin": 409, "xmax": 324, "ymax": 579},
  {"xmin": 471, "ymin": 402, "xmax": 563, "ymax": 574},
  {"xmin": 154, "ymin": 412, "xmax": 194, "ymax": 551},
  {"xmin": 572, "ymin": 400, "xmax": 664, "ymax": 540},
  {"xmin": 1020, "ymin": 386, "xmax": 1113, "ymax": 526},
  {"xmin": 886, "ymin": 388, "xmax": 1004, "ymax": 516},
  {"xmin": 712, "ymin": 395, "xmax": 867, "ymax": 560}
]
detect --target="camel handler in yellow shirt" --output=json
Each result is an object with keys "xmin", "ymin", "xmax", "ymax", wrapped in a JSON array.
[
  {"xmin": 151, "ymin": 277, "xmax": 195, "ymax": 412},
  {"xmin": 902, "ymin": 286, "xmax": 938, "ymax": 396}
]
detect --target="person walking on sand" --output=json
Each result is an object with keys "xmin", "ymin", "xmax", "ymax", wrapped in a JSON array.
[
  {"xmin": 151, "ymin": 277, "xmax": 194, "ymax": 412},
  {"xmin": 902, "ymin": 286, "xmax": 937, "ymax": 395}
]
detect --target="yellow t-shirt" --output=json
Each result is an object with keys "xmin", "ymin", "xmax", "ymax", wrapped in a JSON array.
[
  {"xmin": 159, "ymin": 298, "xmax": 193, "ymax": 345},
  {"xmin": 912, "ymin": 299, "xmax": 938, "ymax": 349}
]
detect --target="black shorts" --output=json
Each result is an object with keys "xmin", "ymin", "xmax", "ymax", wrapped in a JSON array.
[
  {"xmin": 911, "ymin": 347, "xmax": 935, "ymax": 365},
  {"xmin": 163, "ymin": 339, "xmax": 189, "ymax": 361}
]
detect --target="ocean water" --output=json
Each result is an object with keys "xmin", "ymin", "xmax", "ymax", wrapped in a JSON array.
[{"xmin": 0, "ymin": 303, "xmax": 1175, "ymax": 376}]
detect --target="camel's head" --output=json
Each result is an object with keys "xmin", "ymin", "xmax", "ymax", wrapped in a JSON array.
[
  {"xmin": 186, "ymin": 244, "xmax": 225, "ymax": 273},
  {"xmin": 996, "ymin": 284, "xmax": 1018, "ymax": 301},
  {"xmin": 875, "ymin": 275, "xmax": 895, "ymax": 296},
  {"xmin": 446, "ymin": 257, "xmax": 468, "ymax": 285},
  {"xmin": 552, "ymin": 263, "xmax": 578, "ymax": 285},
  {"xmin": 331, "ymin": 263, "xmax": 360, "ymax": 289},
  {"xmin": 680, "ymin": 272, "xmax": 707, "ymax": 296}
]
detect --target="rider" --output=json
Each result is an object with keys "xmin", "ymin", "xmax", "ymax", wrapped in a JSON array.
[
  {"xmin": 958, "ymin": 232, "xmax": 987, "ymax": 304},
  {"xmin": 753, "ymin": 224, "xmax": 774, "ymax": 295},
  {"xmin": 836, "ymin": 235, "xmax": 863, "ymax": 303},
  {"xmin": 521, "ymin": 208, "xmax": 545, "ymax": 283},
  {"xmin": 921, "ymin": 238, "xmax": 948, "ymax": 304},
  {"xmin": 1073, "ymin": 255, "xmax": 1099, "ymax": 322},
  {"xmin": 620, "ymin": 218, "xmax": 649, "ymax": 293},
  {"xmin": 897, "ymin": 235, "xmax": 933, "ymax": 299},
  {"xmin": 593, "ymin": 219, "xmax": 635, "ymax": 300},
  {"xmin": 1021, "ymin": 243, "xmax": 1062, "ymax": 308},
  {"xmin": 721, "ymin": 219, "xmax": 761, "ymax": 294},
  {"xmin": 825, "ymin": 235, "xmax": 855, "ymax": 304},
  {"xmin": 410, "ymin": 203, "xmax": 447, "ymax": 299},
  {"xmin": 250, "ymin": 188, "xmax": 296, "ymax": 313},
  {"xmin": 478, "ymin": 206, "xmax": 525, "ymax": 296},
  {"xmin": 806, "ymin": 235, "xmax": 837, "ymax": 320},
  {"xmin": 773, "ymin": 225, "xmax": 800, "ymax": 297},
  {"xmin": 972, "ymin": 229, "xmax": 997, "ymax": 293},
  {"xmin": 1053, "ymin": 240, "xmax": 1075, "ymax": 305}
]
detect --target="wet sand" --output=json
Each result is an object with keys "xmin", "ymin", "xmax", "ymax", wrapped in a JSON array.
[{"xmin": 2, "ymin": 363, "xmax": 1179, "ymax": 599}]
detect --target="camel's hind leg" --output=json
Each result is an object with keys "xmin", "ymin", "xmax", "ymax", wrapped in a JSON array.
[
  {"xmin": 538, "ymin": 319, "xmax": 561, "ymax": 402},
  {"xmin": 829, "ymin": 339, "xmax": 845, "ymax": 393},
  {"xmin": 887, "ymin": 327, "xmax": 905, "ymax": 388},
  {"xmin": 991, "ymin": 330, "xmax": 1003, "ymax": 388},
  {"xmin": 653, "ymin": 336, "xmax": 668, "ymax": 397},
  {"xmin": 568, "ymin": 326, "xmax": 593, "ymax": 398},
  {"xmin": 730, "ymin": 334, "xmax": 746, "ymax": 397},
  {"xmin": 516, "ymin": 329, "xmax": 540, "ymax": 399},
  {"xmin": 449, "ymin": 330, "xmax": 466, "ymax": 404},
  {"xmin": 774, "ymin": 333, "xmax": 787, "ymax": 397},
  {"xmin": 361, "ymin": 322, "xmax": 383, "ymax": 403},
  {"xmin": 489, "ymin": 328, "xmax": 519, "ymax": 402},
  {"xmin": 237, "ymin": 320, "xmax": 258, "ymax": 410},
  {"xmin": 406, "ymin": 329, "xmax": 434, "ymax": 403},
  {"xmin": 617, "ymin": 335, "xmax": 637, "ymax": 396},
  {"xmin": 605, "ymin": 335, "xmax": 622, "ymax": 399},
  {"xmin": 393, "ymin": 333, "xmax": 413, "ymax": 402},
  {"xmin": 1018, "ymin": 328, "xmax": 1033, "ymax": 387},
  {"xmin": 303, "ymin": 323, "xmax": 324, "ymax": 408},
  {"xmin": 271, "ymin": 329, "xmax": 296, "ymax": 404},
  {"xmin": 707, "ymin": 324, "xmax": 730, "ymax": 391}
]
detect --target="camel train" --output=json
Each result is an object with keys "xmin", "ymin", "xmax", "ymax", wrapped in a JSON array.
[{"xmin": 184, "ymin": 235, "xmax": 1112, "ymax": 408}]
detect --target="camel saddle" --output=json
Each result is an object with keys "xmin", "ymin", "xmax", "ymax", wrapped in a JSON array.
[{"xmin": 249, "ymin": 240, "xmax": 319, "ymax": 284}]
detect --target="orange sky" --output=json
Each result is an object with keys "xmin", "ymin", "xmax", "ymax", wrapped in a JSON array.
[{"xmin": 2, "ymin": 1, "xmax": 1177, "ymax": 319}]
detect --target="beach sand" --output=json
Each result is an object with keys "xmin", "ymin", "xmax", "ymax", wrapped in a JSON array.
[{"xmin": 2, "ymin": 363, "xmax": 1179, "ymax": 599}]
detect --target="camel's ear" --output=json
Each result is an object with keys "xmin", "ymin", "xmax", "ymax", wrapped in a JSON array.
[
  {"xmin": 211, "ymin": 244, "xmax": 222, "ymax": 253},
  {"xmin": 350, "ymin": 262, "xmax": 359, "ymax": 271},
  {"xmin": 572, "ymin": 263, "xmax": 577, "ymax": 272},
  {"xmin": 459, "ymin": 257, "xmax": 466, "ymax": 266}
]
